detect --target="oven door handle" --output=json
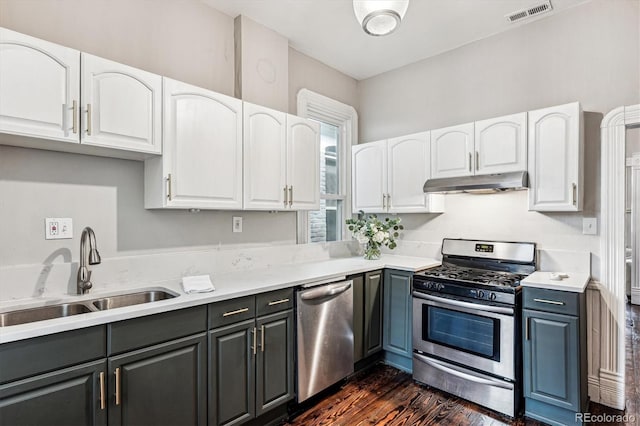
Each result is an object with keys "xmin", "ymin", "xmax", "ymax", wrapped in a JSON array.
[
  {"xmin": 414, "ymin": 353, "xmax": 514, "ymax": 390},
  {"xmin": 412, "ymin": 292, "xmax": 514, "ymax": 315}
]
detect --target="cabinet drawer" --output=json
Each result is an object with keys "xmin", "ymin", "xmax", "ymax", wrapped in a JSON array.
[
  {"xmin": 209, "ymin": 296, "xmax": 256, "ymax": 329},
  {"xmin": 256, "ymin": 288, "xmax": 293, "ymax": 316},
  {"xmin": 523, "ymin": 287, "xmax": 579, "ymax": 316},
  {"xmin": 109, "ymin": 306, "xmax": 207, "ymax": 355},
  {"xmin": 0, "ymin": 326, "xmax": 106, "ymax": 384}
]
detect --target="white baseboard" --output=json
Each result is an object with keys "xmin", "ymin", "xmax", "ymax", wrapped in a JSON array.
[{"xmin": 598, "ymin": 369, "xmax": 626, "ymax": 410}]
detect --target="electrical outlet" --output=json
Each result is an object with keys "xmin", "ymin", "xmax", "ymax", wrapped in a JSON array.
[
  {"xmin": 45, "ymin": 218, "xmax": 73, "ymax": 239},
  {"xmin": 233, "ymin": 216, "xmax": 243, "ymax": 233},
  {"xmin": 582, "ymin": 217, "xmax": 597, "ymax": 235}
]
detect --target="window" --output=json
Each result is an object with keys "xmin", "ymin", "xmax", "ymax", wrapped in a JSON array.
[{"xmin": 296, "ymin": 89, "xmax": 358, "ymax": 243}]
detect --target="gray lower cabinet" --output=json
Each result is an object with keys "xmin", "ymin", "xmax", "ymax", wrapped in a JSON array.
[
  {"xmin": 382, "ymin": 269, "xmax": 413, "ymax": 372},
  {"xmin": 0, "ymin": 359, "xmax": 108, "ymax": 426},
  {"xmin": 364, "ymin": 270, "xmax": 383, "ymax": 357},
  {"xmin": 108, "ymin": 334, "xmax": 207, "ymax": 426},
  {"xmin": 209, "ymin": 289, "xmax": 294, "ymax": 426},
  {"xmin": 353, "ymin": 270, "xmax": 384, "ymax": 364},
  {"xmin": 523, "ymin": 287, "xmax": 587, "ymax": 426},
  {"xmin": 107, "ymin": 306, "xmax": 208, "ymax": 426},
  {"xmin": 209, "ymin": 319, "xmax": 256, "ymax": 426},
  {"xmin": 256, "ymin": 310, "xmax": 294, "ymax": 415},
  {"xmin": 0, "ymin": 326, "xmax": 107, "ymax": 426}
]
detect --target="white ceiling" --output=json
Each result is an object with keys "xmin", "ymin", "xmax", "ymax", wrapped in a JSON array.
[{"xmin": 202, "ymin": 0, "xmax": 590, "ymax": 80}]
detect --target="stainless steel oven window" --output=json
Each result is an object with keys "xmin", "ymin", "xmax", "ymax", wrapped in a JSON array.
[
  {"xmin": 412, "ymin": 293, "xmax": 516, "ymax": 380},
  {"xmin": 422, "ymin": 305, "xmax": 501, "ymax": 360}
]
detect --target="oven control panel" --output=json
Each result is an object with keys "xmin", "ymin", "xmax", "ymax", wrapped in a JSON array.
[
  {"xmin": 413, "ymin": 278, "xmax": 515, "ymax": 305},
  {"xmin": 475, "ymin": 243, "xmax": 494, "ymax": 253}
]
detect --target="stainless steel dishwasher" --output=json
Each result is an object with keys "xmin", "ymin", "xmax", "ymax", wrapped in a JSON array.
[{"xmin": 296, "ymin": 279, "xmax": 354, "ymax": 402}]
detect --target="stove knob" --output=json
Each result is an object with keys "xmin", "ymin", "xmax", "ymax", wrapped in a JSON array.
[
  {"xmin": 478, "ymin": 290, "xmax": 485, "ymax": 299},
  {"xmin": 437, "ymin": 283, "xmax": 445, "ymax": 291},
  {"xmin": 489, "ymin": 293, "xmax": 497, "ymax": 301}
]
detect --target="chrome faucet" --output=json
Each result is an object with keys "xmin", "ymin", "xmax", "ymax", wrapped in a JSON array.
[{"xmin": 77, "ymin": 227, "xmax": 101, "ymax": 295}]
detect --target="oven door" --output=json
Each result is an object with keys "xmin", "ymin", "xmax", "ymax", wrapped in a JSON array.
[{"xmin": 412, "ymin": 291, "xmax": 515, "ymax": 380}]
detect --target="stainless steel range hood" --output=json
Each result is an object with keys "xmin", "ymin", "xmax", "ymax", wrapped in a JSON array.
[{"xmin": 423, "ymin": 171, "xmax": 528, "ymax": 194}]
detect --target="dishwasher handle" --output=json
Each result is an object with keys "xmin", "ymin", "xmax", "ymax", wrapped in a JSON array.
[{"xmin": 300, "ymin": 282, "xmax": 352, "ymax": 301}]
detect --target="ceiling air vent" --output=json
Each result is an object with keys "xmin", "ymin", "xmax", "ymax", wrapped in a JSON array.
[{"xmin": 506, "ymin": 0, "xmax": 553, "ymax": 23}]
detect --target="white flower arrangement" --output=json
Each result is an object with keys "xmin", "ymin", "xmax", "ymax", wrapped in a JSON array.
[{"xmin": 346, "ymin": 211, "xmax": 403, "ymax": 259}]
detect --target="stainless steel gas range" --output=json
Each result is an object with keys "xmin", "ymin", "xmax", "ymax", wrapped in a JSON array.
[{"xmin": 412, "ymin": 238, "xmax": 536, "ymax": 418}]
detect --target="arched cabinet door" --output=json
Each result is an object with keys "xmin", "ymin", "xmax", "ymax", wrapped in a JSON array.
[
  {"xmin": 81, "ymin": 53, "xmax": 161, "ymax": 154},
  {"xmin": 144, "ymin": 77, "xmax": 243, "ymax": 210},
  {"xmin": 286, "ymin": 115, "xmax": 320, "ymax": 210},
  {"xmin": 243, "ymin": 102, "xmax": 287, "ymax": 210},
  {"xmin": 0, "ymin": 27, "xmax": 80, "ymax": 143},
  {"xmin": 387, "ymin": 132, "xmax": 431, "ymax": 213},
  {"xmin": 430, "ymin": 122, "xmax": 475, "ymax": 179},
  {"xmin": 352, "ymin": 140, "xmax": 387, "ymax": 213},
  {"xmin": 475, "ymin": 112, "xmax": 527, "ymax": 175},
  {"xmin": 528, "ymin": 102, "xmax": 583, "ymax": 211}
]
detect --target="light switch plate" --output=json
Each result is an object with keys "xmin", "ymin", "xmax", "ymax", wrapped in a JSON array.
[
  {"xmin": 582, "ymin": 217, "xmax": 597, "ymax": 235},
  {"xmin": 233, "ymin": 216, "xmax": 243, "ymax": 233},
  {"xmin": 45, "ymin": 218, "xmax": 73, "ymax": 239}
]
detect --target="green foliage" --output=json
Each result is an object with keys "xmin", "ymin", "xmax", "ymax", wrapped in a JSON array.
[{"xmin": 345, "ymin": 211, "xmax": 403, "ymax": 258}]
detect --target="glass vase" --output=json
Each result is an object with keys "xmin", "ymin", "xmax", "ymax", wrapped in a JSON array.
[{"xmin": 364, "ymin": 242, "xmax": 381, "ymax": 260}]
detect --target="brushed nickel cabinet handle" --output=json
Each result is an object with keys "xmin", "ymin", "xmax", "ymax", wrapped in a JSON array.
[
  {"xmin": 382, "ymin": 193, "xmax": 386, "ymax": 209},
  {"xmin": 260, "ymin": 324, "xmax": 265, "ymax": 352},
  {"xmin": 99, "ymin": 371, "xmax": 105, "ymax": 410},
  {"xmin": 468, "ymin": 153, "xmax": 472, "ymax": 172},
  {"xmin": 533, "ymin": 298, "xmax": 565, "ymax": 306},
  {"xmin": 72, "ymin": 100, "xmax": 78, "ymax": 134},
  {"xmin": 115, "ymin": 367, "xmax": 121, "ymax": 406},
  {"xmin": 283, "ymin": 186, "xmax": 288, "ymax": 207},
  {"xmin": 475, "ymin": 151, "xmax": 479, "ymax": 171},
  {"xmin": 289, "ymin": 186, "xmax": 293, "ymax": 207},
  {"xmin": 222, "ymin": 307, "xmax": 249, "ymax": 317},
  {"xmin": 268, "ymin": 298, "xmax": 290, "ymax": 306},
  {"xmin": 572, "ymin": 183, "xmax": 577, "ymax": 206},
  {"xmin": 86, "ymin": 104, "xmax": 92, "ymax": 135},
  {"xmin": 166, "ymin": 174, "xmax": 172, "ymax": 201},
  {"xmin": 525, "ymin": 318, "xmax": 530, "ymax": 340},
  {"xmin": 252, "ymin": 327, "xmax": 257, "ymax": 355},
  {"xmin": 387, "ymin": 193, "xmax": 391, "ymax": 211}
]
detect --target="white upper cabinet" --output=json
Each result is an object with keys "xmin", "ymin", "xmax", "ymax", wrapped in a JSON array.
[
  {"xmin": 430, "ymin": 123, "xmax": 475, "ymax": 178},
  {"xmin": 0, "ymin": 27, "xmax": 80, "ymax": 143},
  {"xmin": 144, "ymin": 78, "xmax": 243, "ymax": 209},
  {"xmin": 287, "ymin": 115, "xmax": 320, "ymax": 210},
  {"xmin": 528, "ymin": 102, "xmax": 583, "ymax": 211},
  {"xmin": 474, "ymin": 112, "xmax": 527, "ymax": 175},
  {"xmin": 352, "ymin": 134, "xmax": 444, "ymax": 214},
  {"xmin": 243, "ymin": 103, "xmax": 287, "ymax": 210},
  {"xmin": 352, "ymin": 140, "xmax": 387, "ymax": 213},
  {"xmin": 432, "ymin": 115, "xmax": 527, "ymax": 179},
  {"xmin": 81, "ymin": 53, "xmax": 162, "ymax": 154},
  {"xmin": 387, "ymin": 132, "xmax": 444, "ymax": 213},
  {"xmin": 243, "ymin": 104, "xmax": 320, "ymax": 210}
]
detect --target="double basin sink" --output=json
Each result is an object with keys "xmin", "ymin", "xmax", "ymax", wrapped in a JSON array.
[{"xmin": 0, "ymin": 290, "xmax": 177, "ymax": 327}]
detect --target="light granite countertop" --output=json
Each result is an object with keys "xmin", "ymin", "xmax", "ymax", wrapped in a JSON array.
[
  {"xmin": 521, "ymin": 271, "xmax": 590, "ymax": 293},
  {"xmin": 0, "ymin": 255, "xmax": 440, "ymax": 344}
]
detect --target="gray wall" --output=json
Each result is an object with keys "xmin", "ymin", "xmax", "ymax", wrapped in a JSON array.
[
  {"xmin": 0, "ymin": 0, "xmax": 235, "ymax": 95},
  {"xmin": 288, "ymin": 47, "xmax": 359, "ymax": 114},
  {"xmin": 0, "ymin": 0, "xmax": 357, "ymax": 266},
  {"xmin": 357, "ymin": 0, "xmax": 639, "ymax": 141},
  {"xmin": 356, "ymin": 0, "xmax": 640, "ymax": 279}
]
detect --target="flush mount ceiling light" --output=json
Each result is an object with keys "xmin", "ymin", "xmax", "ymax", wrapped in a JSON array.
[{"xmin": 353, "ymin": 0, "xmax": 409, "ymax": 36}]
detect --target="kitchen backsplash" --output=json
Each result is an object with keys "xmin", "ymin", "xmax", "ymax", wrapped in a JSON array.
[{"xmin": 0, "ymin": 239, "xmax": 590, "ymax": 303}]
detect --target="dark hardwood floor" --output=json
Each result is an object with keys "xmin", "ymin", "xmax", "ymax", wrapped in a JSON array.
[{"xmin": 284, "ymin": 303, "xmax": 640, "ymax": 426}]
